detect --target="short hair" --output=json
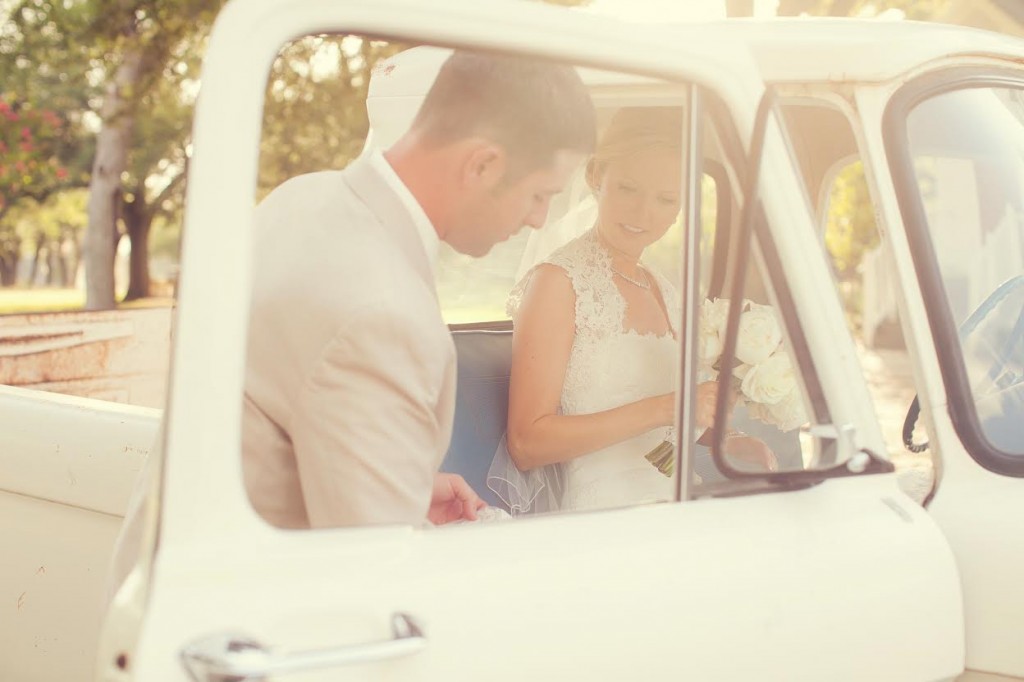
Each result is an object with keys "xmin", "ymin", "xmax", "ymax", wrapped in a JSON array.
[{"xmin": 412, "ymin": 50, "xmax": 596, "ymax": 174}]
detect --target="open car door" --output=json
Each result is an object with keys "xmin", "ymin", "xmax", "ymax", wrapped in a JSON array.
[
  {"xmin": 98, "ymin": 2, "xmax": 965, "ymax": 680},
  {"xmin": 859, "ymin": 63, "xmax": 1024, "ymax": 679}
]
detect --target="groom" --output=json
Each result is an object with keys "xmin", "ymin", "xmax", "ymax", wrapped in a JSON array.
[{"xmin": 241, "ymin": 49, "xmax": 596, "ymax": 529}]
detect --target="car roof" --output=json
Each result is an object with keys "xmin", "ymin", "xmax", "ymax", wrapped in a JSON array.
[
  {"xmin": 368, "ymin": 17, "xmax": 1024, "ymax": 102},
  {"xmin": 671, "ymin": 18, "xmax": 1024, "ymax": 83}
]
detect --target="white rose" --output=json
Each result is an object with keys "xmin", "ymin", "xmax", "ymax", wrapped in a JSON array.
[
  {"xmin": 698, "ymin": 298, "xmax": 730, "ymax": 366},
  {"xmin": 702, "ymin": 297, "xmax": 731, "ymax": 336},
  {"xmin": 735, "ymin": 304, "xmax": 782, "ymax": 366},
  {"xmin": 740, "ymin": 351, "xmax": 795, "ymax": 405},
  {"xmin": 698, "ymin": 328, "xmax": 723, "ymax": 367},
  {"xmin": 767, "ymin": 389, "xmax": 808, "ymax": 432}
]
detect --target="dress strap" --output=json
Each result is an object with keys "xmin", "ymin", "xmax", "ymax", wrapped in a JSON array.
[{"xmin": 507, "ymin": 230, "xmax": 624, "ymax": 340}]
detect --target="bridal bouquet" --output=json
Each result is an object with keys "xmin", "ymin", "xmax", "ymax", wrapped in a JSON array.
[
  {"xmin": 697, "ymin": 297, "xmax": 807, "ymax": 432},
  {"xmin": 645, "ymin": 297, "xmax": 807, "ymax": 477}
]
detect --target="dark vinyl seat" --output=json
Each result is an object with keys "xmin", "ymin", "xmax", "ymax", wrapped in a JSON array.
[
  {"xmin": 440, "ymin": 329, "xmax": 513, "ymax": 508},
  {"xmin": 440, "ymin": 327, "xmax": 806, "ymax": 500}
]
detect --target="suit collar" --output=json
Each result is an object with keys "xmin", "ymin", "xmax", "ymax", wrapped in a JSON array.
[{"xmin": 343, "ymin": 154, "xmax": 436, "ymax": 290}]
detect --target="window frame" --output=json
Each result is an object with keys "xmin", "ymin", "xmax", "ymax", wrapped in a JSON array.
[
  {"xmin": 700, "ymin": 88, "xmax": 894, "ymax": 488},
  {"xmin": 882, "ymin": 66, "xmax": 1024, "ymax": 477}
]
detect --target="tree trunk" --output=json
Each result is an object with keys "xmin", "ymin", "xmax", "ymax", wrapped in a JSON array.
[
  {"xmin": 778, "ymin": 0, "xmax": 858, "ymax": 16},
  {"xmin": 30, "ymin": 231, "xmax": 45, "ymax": 286},
  {"xmin": 0, "ymin": 251, "xmax": 16, "ymax": 286},
  {"xmin": 84, "ymin": 47, "xmax": 144, "ymax": 310},
  {"xmin": 726, "ymin": 0, "xmax": 755, "ymax": 17},
  {"xmin": 124, "ymin": 197, "xmax": 152, "ymax": 301},
  {"xmin": 62, "ymin": 230, "xmax": 78, "ymax": 287},
  {"xmin": 47, "ymin": 242, "xmax": 62, "ymax": 286}
]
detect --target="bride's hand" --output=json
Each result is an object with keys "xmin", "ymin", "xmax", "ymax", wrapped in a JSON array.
[
  {"xmin": 694, "ymin": 381, "xmax": 722, "ymax": 430},
  {"xmin": 649, "ymin": 382, "xmax": 736, "ymax": 430},
  {"xmin": 723, "ymin": 432, "xmax": 778, "ymax": 472}
]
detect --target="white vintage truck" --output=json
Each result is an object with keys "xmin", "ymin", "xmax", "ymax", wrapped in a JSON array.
[{"xmin": 2, "ymin": 0, "xmax": 1024, "ymax": 680}]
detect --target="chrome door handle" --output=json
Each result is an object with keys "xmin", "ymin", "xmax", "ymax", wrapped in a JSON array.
[{"xmin": 180, "ymin": 612, "xmax": 426, "ymax": 682}]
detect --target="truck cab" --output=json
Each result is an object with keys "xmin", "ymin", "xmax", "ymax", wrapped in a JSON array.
[{"xmin": 2, "ymin": 1, "xmax": 1023, "ymax": 680}]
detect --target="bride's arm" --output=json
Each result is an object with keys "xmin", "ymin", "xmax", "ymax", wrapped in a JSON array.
[{"xmin": 506, "ymin": 264, "xmax": 674, "ymax": 471}]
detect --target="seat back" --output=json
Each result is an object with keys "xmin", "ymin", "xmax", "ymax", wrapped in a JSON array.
[{"xmin": 440, "ymin": 329, "xmax": 513, "ymax": 508}]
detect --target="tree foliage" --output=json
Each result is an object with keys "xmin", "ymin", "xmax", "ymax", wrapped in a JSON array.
[
  {"xmin": 0, "ymin": 0, "xmax": 96, "ymax": 194},
  {"xmin": 0, "ymin": 0, "xmax": 226, "ymax": 306},
  {"xmin": 258, "ymin": 36, "xmax": 406, "ymax": 199},
  {"xmin": 824, "ymin": 161, "xmax": 879, "ymax": 278}
]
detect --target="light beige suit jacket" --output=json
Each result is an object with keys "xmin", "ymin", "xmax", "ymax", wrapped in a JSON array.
[
  {"xmin": 242, "ymin": 157, "xmax": 457, "ymax": 529},
  {"xmin": 105, "ymin": 157, "xmax": 455, "ymax": 605}
]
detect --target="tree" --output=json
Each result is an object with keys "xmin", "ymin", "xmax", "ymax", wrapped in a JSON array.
[
  {"xmin": 824, "ymin": 161, "xmax": 879, "ymax": 279},
  {"xmin": 0, "ymin": 2, "xmax": 96, "ymax": 184},
  {"xmin": 80, "ymin": 0, "xmax": 225, "ymax": 310},
  {"xmin": 258, "ymin": 36, "xmax": 406, "ymax": 199},
  {"xmin": 258, "ymin": 0, "xmax": 592, "ymax": 196},
  {"xmin": 0, "ymin": 190, "xmax": 86, "ymax": 286},
  {"xmin": 0, "ymin": 0, "xmax": 95, "ymax": 281}
]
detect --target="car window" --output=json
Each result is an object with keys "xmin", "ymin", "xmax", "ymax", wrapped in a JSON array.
[
  {"xmin": 775, "ymin": 100, "xmax": 931, "ymax": 499},
  {"xmin": 248, "ymin": 34, "xmax": 706, "ymax": 527},
  {"xmin": 903, "ymin": 84, "xmax": 1024, "ymax": 457}
]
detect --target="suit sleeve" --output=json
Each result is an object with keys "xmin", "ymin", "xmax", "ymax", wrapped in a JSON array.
[{"xmin": 289, "ymin": 301, "xmax": 450, "ymax": 528}]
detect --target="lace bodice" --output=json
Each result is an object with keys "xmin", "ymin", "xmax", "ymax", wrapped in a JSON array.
[{"xmin": 508, "ymin": 229, "xmax": 680, "ymax": 511}]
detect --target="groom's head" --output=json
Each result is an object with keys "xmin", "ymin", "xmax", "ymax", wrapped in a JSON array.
[{"xmin": 392, "ymin": 50, "xmax": 595, "ymax": 256}]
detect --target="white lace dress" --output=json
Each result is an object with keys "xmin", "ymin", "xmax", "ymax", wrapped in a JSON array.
[{"xmin": 507, "ymin": 229, "xmax": 679, "ymax": 512}]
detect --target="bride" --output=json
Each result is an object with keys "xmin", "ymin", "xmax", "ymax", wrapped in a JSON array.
[{"xmin": 490, "ymin": 107, "xmax": 774, "ymax": 514}]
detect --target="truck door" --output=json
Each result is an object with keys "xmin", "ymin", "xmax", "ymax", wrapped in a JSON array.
[
  {"xmin": 97, "ymin": 4, "xmax": 966, "ymax": 680},
  {"xmin": 860, "ymin": 65, "xmax": 1024, "ymax": 679}
]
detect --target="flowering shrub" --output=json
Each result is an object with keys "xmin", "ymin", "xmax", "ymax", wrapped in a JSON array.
[{"xmin": 0, "ymin": 97, "xmax": 69, "ymax": 210}]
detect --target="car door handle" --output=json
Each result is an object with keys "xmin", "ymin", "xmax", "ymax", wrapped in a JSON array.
[{"xmin": 180, "ymin": 612, "xmax": 426, "ymax": 682}]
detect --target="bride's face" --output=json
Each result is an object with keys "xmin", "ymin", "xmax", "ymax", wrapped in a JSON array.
[{"xmin": 593, "ymin": 146, "xmax": 682, "ymax": 260}]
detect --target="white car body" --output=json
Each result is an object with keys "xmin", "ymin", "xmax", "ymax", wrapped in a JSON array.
[{"xmin": 2, "ymin": 1, "xmax": 1023, "ymax": 680}]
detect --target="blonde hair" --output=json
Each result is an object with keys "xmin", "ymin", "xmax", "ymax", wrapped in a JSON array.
[{"xmin": 587, "ymin": 107, "xmax": 683, "ymax": 186}]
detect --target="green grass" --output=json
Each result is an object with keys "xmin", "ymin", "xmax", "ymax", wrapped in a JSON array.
[
  {"xmin": 0, "ymin": 288, "xmax": 85, "ymax": 315},
  {"xmin": 0, "ymin": 288, "xmax": 174, "ymax": 315}
]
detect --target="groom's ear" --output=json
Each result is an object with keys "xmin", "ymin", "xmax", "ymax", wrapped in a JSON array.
[{"xmin": 462, "ymin": 140, "xmax": 507, "ymax": 189}]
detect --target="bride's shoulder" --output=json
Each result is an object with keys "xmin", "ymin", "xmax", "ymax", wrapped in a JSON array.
[
  {"xmin": 544, "ymin": 230, "xmax": 602, "ymax": 272},
  {"xmin": 506, "ymin": 262, "xmax": 575, "ymax": 321}
]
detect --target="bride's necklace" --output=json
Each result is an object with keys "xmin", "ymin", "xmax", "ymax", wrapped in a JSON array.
[
  {"xmin": 594, "ymin": 229, "xmax": 651, "ymax": 290},
  {"xmin": 611, "ymin": 265, "xmax": 651, "ymax": 290}
]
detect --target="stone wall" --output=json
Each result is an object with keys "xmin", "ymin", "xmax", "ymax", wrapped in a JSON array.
[{"xmin": 0, "ymin": 307, "xmax": 173, "ymax": 409}]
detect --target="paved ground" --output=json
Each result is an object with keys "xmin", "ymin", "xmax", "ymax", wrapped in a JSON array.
[{"xmin": 855, "ymin": 342, "xmax": 935, "ymax": 503}]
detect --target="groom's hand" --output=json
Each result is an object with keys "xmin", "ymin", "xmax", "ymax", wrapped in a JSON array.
[{"xmin": 428, "ymin": 473, "xmax": 486, "ymax": 525}]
